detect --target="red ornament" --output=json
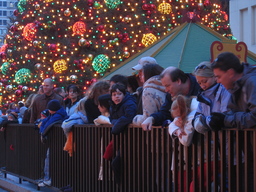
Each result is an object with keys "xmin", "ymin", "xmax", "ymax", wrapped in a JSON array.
[
  {"xmin": 13, "ymin": 10, "xmax": 18, "ymax": 16},
  {"xmin": 97, "ymin": 25, "xmax": 104, "ymax": 32},
  {"xmin": 73, "ymin": 21, "xmax": 86, "ymax": 35},
  {"xmin": 149, "ymin": 4, "xmax": 156, "ymax": 11},
  {"xmin": 15, "ymin": 89, "xmax": 22, "ymax": 97},
  {"xmin": 23, "ymin": 23, "xmax": 37, "ymax": 41},
  {"xmin": 123, "ymin": 33, "xmax": 128, "ymax": 38},
  {"xmin": 0, "ymin": 52, "xmax": 7, "ymax": 59},
  {"xmin": 17, "ymin": 85, "xmax": 23, "ymax": 90},
  {"xmin": 0, "ymin": 44, "xmax": 8, "ymax": 52},
  {"xmin": 204, "ymin": 0, "xmax": 211, "ymax": 6},
  {"xmin": 118, "ymin": 34, "xmax": 123, "ymax": 39},
  {"xmin": 146, "ymin": 10, "xmax": 151, "ymax": 16},
  {"xmin": 49, "ymin": 44, "xmax": 57, "ymax": 52},
  {"xmin": 88, "ymin": 0, "xmax": 93, "ymax": 6},
  {"xmin": 10, "ymin": 25, "xmax": 18, "ymax": 32},
  {"xmin": 142, "ymin": 4, "xmax": 149, "ymax": 11}
]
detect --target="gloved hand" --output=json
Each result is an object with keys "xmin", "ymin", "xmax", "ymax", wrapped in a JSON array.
[
  {"xmin": 162, "ymin": 119, "xmax": 171, "ymax": 128},
  {"xmin": 141, "ymin": 117, "xmax": 154, "ymax": 131},
  {"xmin": 209, "ymin": 112, "xmax": 225, "ymax": 131}
]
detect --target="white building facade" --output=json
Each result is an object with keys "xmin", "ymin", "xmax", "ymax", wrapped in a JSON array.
[
  {"xmin": 0, "ymin": 0, "xmax": 16, "ymax": 45},
  {"xmin": 230, "ymin": 0, "xmax": 256, "ymax": 54}
]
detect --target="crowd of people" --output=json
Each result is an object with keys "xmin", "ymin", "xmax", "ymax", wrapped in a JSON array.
[{"xmin": 0, "ymin": 52, "xmax": 254, "ymax": 191}]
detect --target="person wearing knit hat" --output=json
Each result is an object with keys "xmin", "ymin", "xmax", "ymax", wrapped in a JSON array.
[{"xmin": 47, "ymin": 99, "xmax": 61, "ymax": 112}]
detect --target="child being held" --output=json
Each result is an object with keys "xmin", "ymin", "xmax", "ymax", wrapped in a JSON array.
[
  {"xmin": 109, "ymin": 83, "xmax": 137, "ymax": 135},
  {"xmin": 168, "ymin": 95, "xmax": 198, "ymax": 146},
  {"xmin": 34, "ymin": 109, "xmax": 50, "ymax": 130},
  {"xmin": 94, "ymin": 94, "xmax": 111, "ymax": 126}
]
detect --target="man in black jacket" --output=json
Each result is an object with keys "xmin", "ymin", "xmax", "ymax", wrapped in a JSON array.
[{"xmin": 141, "ymin": 66, "xmax": 200, "ymax": 130}]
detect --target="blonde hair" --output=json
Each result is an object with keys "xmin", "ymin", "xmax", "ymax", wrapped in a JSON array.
[
  {"xmin": 86, "ymin": 80, "xmax": 110, "ymax": 105},
  {"xmin": 75, "ymin": 97, "xmax": 87, "ymax": 115}
]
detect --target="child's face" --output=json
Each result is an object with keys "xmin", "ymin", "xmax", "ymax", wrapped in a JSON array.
[
  {"xmin": 49, "ymin": 110, "xmax": 56, "ymax": 115},
  {"xmin": 8, "ymin": 116, "xmax": 14, "ymax": 121},
  {"xmin": 111, "ymin": 89, "xmax": 125, "ymax": 105},
  {"xmin": 98, "ymin": 105, "xmax": 108, "ymax": 114}
]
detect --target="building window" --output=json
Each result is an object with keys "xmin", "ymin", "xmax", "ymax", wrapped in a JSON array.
[
  {"xmin": 3, "ymin": 11, "xmax": 6, "ymax": 16},
  {"xmin": 3, "ymin": 1, "xmax": 7, "ymax": 7}
]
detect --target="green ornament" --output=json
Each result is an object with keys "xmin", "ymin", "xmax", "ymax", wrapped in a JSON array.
[
  {"xmin": 105, "ymin": 0, "xmax": 121, "ymax": 9},
  {"xmin": 1, "ymin": 62, "xmax": 10, "ymax": 75},
  {"xmin": 17, "ymin": 0, "xmax": 27, "ymax": 13},
  {"xmin": 92, "ymin": 54, "xmax": 111, "ymax": 73},
  {"xmin": 15, "ymin": 68, "xmax": 32, "ymax": 84}
]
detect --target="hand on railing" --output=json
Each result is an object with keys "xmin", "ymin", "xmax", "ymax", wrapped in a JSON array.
[
  {"xmin": 0, "ymin": 127, "xmax": 5, "ymax": 132},
  {"xmin": 209, "ymin": 112, "xmax": 225, "ymax": 131},
  {"xmin": 141, "ymin": 116, "xmax": 154, "ymax": 131}
]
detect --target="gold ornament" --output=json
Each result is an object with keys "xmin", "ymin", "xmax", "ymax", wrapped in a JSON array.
[
  {"xmin": 142, "ymin": 33, "xmax": 157, "ymax": 47},
  {"xmin": 53, "ymin": 59, "xmax": 68, "ymax": 74},
  {"xmin": 78, "ymin": 38, "xmax": 87, "ymax": 46},
  {"xmin": 22, "ymin": 86, "xmax": 28, "ymax": 92},
  {"xmin": 35, "ymin": 4, "xmax": 40, "ymax": 10},
  {"xmin": 158, "ymin": 2, "xmax": 172, "ymax": 14},
  {"xmin": 64, "ymin": 9, "xmax": 71, "ymax": 16}
]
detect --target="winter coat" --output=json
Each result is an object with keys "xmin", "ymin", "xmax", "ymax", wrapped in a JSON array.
[
  {"xmin": 110, "ymin": 93, "xmax": 137, "ymax": 135},
  {"xmin": 30, "ymin": 93, "xmax": 64, "ymax": 123},
  {"xmin": 168, "ymin": 97, "xmax": 198, "ymax": 147},
  {"xmin": 40, "ymin": 107, "xmax": 68, "ymax": 137},
  {"xmin": 224, "ymin": 63, "xmax": 256, "ymax": 129},
  {"xmin": 133, "ymin": 75, "xmax": 166, "ymax": 126},
  {"xmin": 61, "ymin": 111, "xmax": 88, "ymax": 136},
  {"xmin": 193, "ymin": 83, "xmax": 231, "ymax": 134},
  {"xmin": 64, "ymin": 98, "xmax": 80, "ymax": 117},
  {"xmin": 151, "ymin": 74, "xmax": 201, "ymax": 125}
]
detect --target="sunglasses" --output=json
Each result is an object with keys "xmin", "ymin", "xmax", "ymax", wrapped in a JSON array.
[{"xmin": 194, "ymin": 64, "xmax": 209, "ymax": 71}]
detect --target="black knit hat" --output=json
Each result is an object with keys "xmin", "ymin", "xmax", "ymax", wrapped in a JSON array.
[{"xmin": 47, "ymin": 99, "xmax": 61, "ymax": 111}]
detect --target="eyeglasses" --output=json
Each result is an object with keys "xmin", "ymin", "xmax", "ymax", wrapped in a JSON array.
[{"xmin": 194, "ymin": 64, "xmax": 209, "ymax": 71}]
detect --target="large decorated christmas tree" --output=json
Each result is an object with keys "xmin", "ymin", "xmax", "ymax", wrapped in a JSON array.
[{"xmin": 0, "ymin": 0, "xmax": 230, "ymax": 108}]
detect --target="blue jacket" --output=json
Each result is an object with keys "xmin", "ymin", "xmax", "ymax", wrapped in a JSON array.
[
  {"xmin": 40, "ymin": 107, "xmax": 68, "ymax": 137},
  {"xmin": 151, "ymin": 74, "xmax": 201, "ymax": 125},
  {"xmin": 110, "ymin": 93, "xmax": 137, "ymax": 135}
]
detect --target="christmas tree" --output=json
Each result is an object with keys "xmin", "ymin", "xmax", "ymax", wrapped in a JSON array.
[{"xmin": 0, "ymin": 0, "xmax": 231, "ymax": 108}]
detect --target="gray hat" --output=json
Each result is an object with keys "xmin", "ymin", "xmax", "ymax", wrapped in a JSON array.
[{"xmin": 132, "ymin": 56, "xmax": 158, "ymax": 71}]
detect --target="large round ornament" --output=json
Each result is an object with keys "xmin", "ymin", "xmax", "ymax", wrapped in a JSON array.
[
  {"xmin": 72, "ymin": 21, "xmax": 86, "ymax": 35},
  {"xmin": 1, "ymin": 62, "xmax": 11, "ymax": 75},
  {"xmin": 33, "ymin": 40, "xmax": 40, "ymax": 47},
  {"xmin": 53, "ymin": 59, "xmax": 68, "ymax": 74},
  {"xmin": 158, "ymin": 2, "xmax": 172, "ymax": 14},
  {"xmin": 34, "ymin": 63, "xmax": 41, "ymax": 71},
  {"xmin": 92, "ymin": 54, "xmax": 111, "ymax": 73},
  {"xmin": 15, "ymin": 68, "xmax": 32, "ymax": 84},
  {"xmin": 105, "ymin": 0, "xmax": 121, "ymax": 9},
  {"xmin": 23, "ymin": 23, "xmax": 37, "ymax": 41},
  {"xmin": 35, "ymin": 4, "xmax": 40, "ymax": 10},
  {"xmin": 7, "ymin": 49, "xmax": 12, "ymax": 56},
  {"xmin": 141, "ymin": 33, "xmax": 157, "ymax": 47}
]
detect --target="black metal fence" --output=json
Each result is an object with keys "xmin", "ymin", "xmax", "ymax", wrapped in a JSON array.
[{"xmin": 0, "ymin": 124, "xmax": 255, "ymax": 192}]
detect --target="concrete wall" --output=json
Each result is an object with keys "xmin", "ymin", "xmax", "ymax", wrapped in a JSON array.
[{"xmin": 230, "ymin": 0, "xmax": 256, "ymax": 54}]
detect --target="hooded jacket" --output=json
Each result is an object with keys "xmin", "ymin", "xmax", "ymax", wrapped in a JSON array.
[
  {"xmin": 40, "ymin": 107, "xmax": 68, "ymax": 137},
  {"xmin": 133, "ymin": 75, "xmax": 166, "ymax": 126},
  {"xmin": 225, "ymin": 63, "xmax": 256, "ymax": 129},
  {"xmin": 110, "ymin": 93, "xmax": 137, "ymax": 135}
]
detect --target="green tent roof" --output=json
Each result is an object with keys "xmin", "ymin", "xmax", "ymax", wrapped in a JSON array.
[{"xmin": 103, "ymin": 22, "xmax": 256, "ymax": 79}]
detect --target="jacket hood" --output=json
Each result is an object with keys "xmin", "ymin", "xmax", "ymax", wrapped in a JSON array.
[
  {"xmin": 143, "ymin": 75, "xmax": 165, "ymax": 93},
  {"xmin": 55, "ymin": 107, "xmax": 68, "ymax": 119}
]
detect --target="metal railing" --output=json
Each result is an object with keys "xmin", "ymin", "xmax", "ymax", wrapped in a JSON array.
[{"xmin": 0, "ymin": 124, "xmax": 255, "ymax": 192}]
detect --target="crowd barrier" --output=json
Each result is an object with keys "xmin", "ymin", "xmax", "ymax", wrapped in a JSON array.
[{"xmin": 0, "ymin": 124, "xmax": 255, "ymax": 192}]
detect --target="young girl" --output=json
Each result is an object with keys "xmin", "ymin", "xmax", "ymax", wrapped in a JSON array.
[
  {"xmin": 109, "ymin": 83, "xmax": 137, "ymax": 135},
  {"xmin": 94, "ymin": 94, "xmax": 111, "ymax": 126},
  {"xmin": 168, "ymin": 95, "xmax": 198, "ymax": 146}
]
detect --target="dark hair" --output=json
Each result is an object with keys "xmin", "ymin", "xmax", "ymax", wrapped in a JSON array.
[
  {"xmin": 127, "ymin": 75, "xmax": 139, "ymax": 93},
  {"xmin": 109, "ymin": 74, "xmax": 128, "ymax": 89},
  {"xmin": 211, "ymin": 52, "xmax": 243, "ymax": 73},
  {"xmin": 68, "ymin": 85, "xmax": 80, "ymax": 94},
  {"xmin": 18, "ymin": 102, "xmax": 24, "ymax": 108},
  {"xmin": 160, "ymin": 68, "xmax": 188, "ymax": 83},
  {"xmin": 143, "ymin": 63, "xmax": 164, "ymax": 82},
  {"xmin": 110, "ymin": 83, "xmax": 126, "ymax": 95},
  {"xmin": 98, "ymin": 94, "xmax": 111, "ymax": 110},
  {"xmin": 54, "ymin": 87, "xmax": 64, "ymax": 94}
]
